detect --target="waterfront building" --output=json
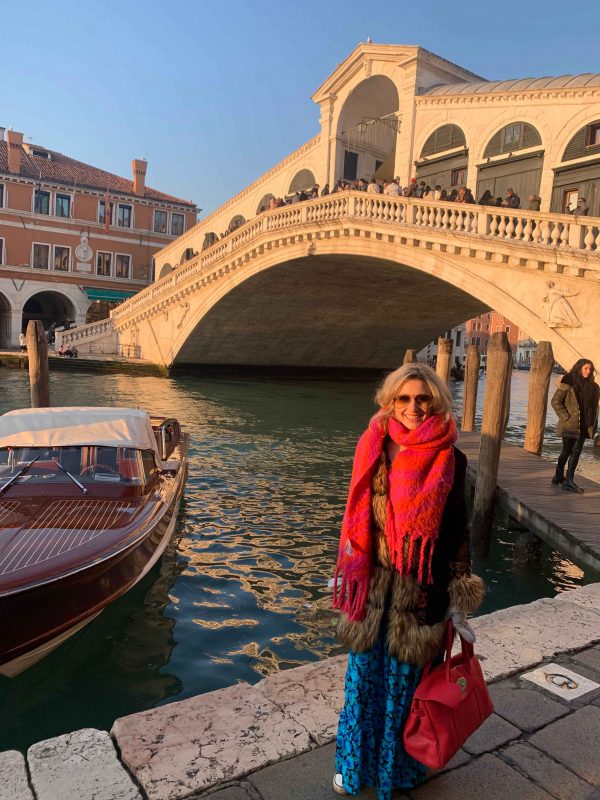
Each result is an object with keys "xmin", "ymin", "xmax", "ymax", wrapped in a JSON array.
[
  {"xmin": 516, "ymin": 337, "xmax": 538, "ymax": 366},
  {"xmin": 0, "ymin": 129, "xmax": 198, "ymax": 348},
  {"xmin": 466, "ymin": 313, "xmax": 520, "ymax": 356}
]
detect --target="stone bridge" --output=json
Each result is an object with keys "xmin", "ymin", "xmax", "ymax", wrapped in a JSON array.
[{"xmin": 58, "ymin": 193, "xmax": 600, "ymax": 371}]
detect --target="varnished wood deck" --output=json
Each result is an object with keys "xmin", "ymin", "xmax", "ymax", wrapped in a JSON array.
[{"xmin": 459, "ymin": 432, "xmax": 600, "ymax": 574}]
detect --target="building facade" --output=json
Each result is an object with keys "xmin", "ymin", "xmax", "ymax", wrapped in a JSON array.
[{"xmin": 0, "ymin": 129, "xmax": 197, "ymax": 348}]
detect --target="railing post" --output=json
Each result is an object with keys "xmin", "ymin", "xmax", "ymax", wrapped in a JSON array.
[
  {"xmin": 462, "ymin": 344, "xmax": 481, "ymax": 431},
  {"xmin": 524, "ymin": 341, "xmax": 554, "ymax": 455},
  {"xmin": 568, "ymin": 221, "xmax": 585, "ymax": 249},
  {"xmin": 436, "ymin": 337, "xmax": 453, "ymax": 384},
  {"xmin": 471, "ymin": 332, "xmax": 513, "ymax": 557},
  {"xmin": 476, "ymin": 209, "xmax": 490, "ymax": 235}
]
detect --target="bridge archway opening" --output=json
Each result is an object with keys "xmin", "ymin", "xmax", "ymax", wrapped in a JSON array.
[
  {"xmin": 202, "ymin": 232, "xmax": 218, "ymax": 251},
  {"xmin": 415, "ymin": 124, "xmax": 467, "ymax": 192},
  {"xmin": 257, "ymin": 193, "xmax": 276, "ymax": 213},
  {"xmin": 172, "ymin": 254, "xmax": 487, "ymax": 369},
  {"xmin": 0, "ymin": 292, "xmax": 11, "ymax": 348},
  {"xmin": 336, "ymin": 75, "xmax": 400, "ymax": 183},
  {"xmin": 288, "ymin": 170, "xmax": 316, "ymax": 198},
  {"xmin": 477, "ymin": 122, "xmax": 544, "ymax": 203},
  {"xmin": 180, "ymin": 248, "xmax": 196, "ymax": 265},
  {"xmin": 227, "ymin": 215, "xmax": 246, "ymax": 234},
  {"xmin": 552, "ymin": 119, "xmax": 600, "ymax": 215},
  {"xmin": 159, "ymin": 263, "xmax": 173, "ymax": 279},
  {"xmin": 22, "ymin": 291, "xmax": 76, "ymax": 335}
]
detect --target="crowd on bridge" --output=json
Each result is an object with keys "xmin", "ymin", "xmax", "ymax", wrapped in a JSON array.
[{"xmin": 202, "ymin": 176, "xmax": 590, "ymax": 251}]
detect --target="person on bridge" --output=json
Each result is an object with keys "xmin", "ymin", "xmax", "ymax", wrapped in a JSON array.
[
  {"xmin": 332, "ymin": 363, "xmax": 484, "ymax": 798},
  {"xmin": 550, "ymin": 359, "xmax": 599, "ymax": 493}
]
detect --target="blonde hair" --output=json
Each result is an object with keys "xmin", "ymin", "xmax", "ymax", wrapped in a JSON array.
[{"xmin": 371, "ymin": 363, "xmax": 454, "ymax": 430}]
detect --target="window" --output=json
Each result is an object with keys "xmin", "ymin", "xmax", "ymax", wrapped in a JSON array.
[
  {"xmin": 53, "ymin": 246, "xmax": 70, "ymax": 271},
  {"xmin": 475, "ymin": 337, "xmax": 481, "ymax": 347},
  {"xmin": 55, "ymin": 193, "xmax": 71, "ymax": 218},
  {"xmin": 154, "ymin": 210, "xmax": 168, "ymax": 233},
  {"xmin": 471, "ymin": 337, "xmax": 476, "ymax": 345},
  {"xmin": 455, "ymin": 330, "xmax": 461, "ymax": 348},
  {"xmin": 171, "ymin": 213, "xmax": 184, "ymax": 236},
  {"xmin": 34, "ymin": 189, "xmax": 50, "ymax": 215},
  {"xmin": 586, "ymin": 123, "xmax": 600, "ymax": 147},
  {"xmin": 0, "ymin": 238, "xmax": 4, "ymax": 264},
  {"xmin": 502, "ymin": 123, "xmax": 524, "ymax": 148},
  {"xmin": 32, "ymin": 243, "xmax": 50, "ymax": 269},
  {"xmin": 117, "ymin": 204, "xmax": 132, "ymax": 228},
  {"xmin": 115, "ymin": 254, "xmax": 131, "ymax": 278},
  {"xmin": 451, "ymin": 168, "xmax": 467, "ymax": 186},
  {"xmin": 375, "ymin": 159, "xmax": 383, "ymax": 173},
  {"xmin": 97, "ymin": 252, "xmax": 112, "ymax": 276},
  {"xmin": 343, "ymin": 150, "xmax": 358, "ymax": 181},
  {"xmin": 141, "ymin": 449, "xmax": 159, "ymax": 483},
  {"xmin": 564, "ymin": 189, "xmax": 579, "ymax": 213},
  {"xmin": 505, "ymin": 326, "xmax": 511, "ymax": 333},
  {"xmin": 0, "ymin": 184, "xmax": 4, "ymax": 208},
  {"xmin": 98, "ymin": 200, "xmax": 114, "ymax": 226}
]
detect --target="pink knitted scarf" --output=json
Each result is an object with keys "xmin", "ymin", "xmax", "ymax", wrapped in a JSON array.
[{"xmin": 333, "ymin": 413, "xmax": 457, "ymax": 621}]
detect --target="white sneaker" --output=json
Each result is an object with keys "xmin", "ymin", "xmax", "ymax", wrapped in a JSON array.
[{"xmin": 332, "ymin": 773, "xmax": 348, "ymax": 795}]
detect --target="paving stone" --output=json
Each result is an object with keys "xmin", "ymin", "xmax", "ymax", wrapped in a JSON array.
[
  {"xmin": 502, "ymin": 742, "xmax": 600, "ymax": 800},
  {"xmin": 552, "ymin": 583, "xmax": 600, "ymax": 613},
  {"xmin": 489, "ymin": 681, "xmax": 569, "ymax": 731},
  {"xmin": 0, "ymin": 750, "xmax": 34, "ymax": 800},
  {"xmin": 256, "ymin": 654, "xmax": 347, "ymax": 745},
  {"xmin": 409, "ymin": 753, "xmax": 554, "ymax": 799},
  {"xmin": 462, "ymin": 713, "xmax": 521, "ymax": 755},
  {"xmin": 439, "ymin": 749, "xmax": 471, "ymax": 772},
  {"xmin": 27, "ymin": 728, "xmax": 141, "ymax": 800},
  {"xmin": 470, "ymin": 595, "xmax": 600, "ymax": 683},
  {"xmin": 112, "ymin": 682, "xmax": 313, "ymax": 800},
  {"xmin": 569, "ymin": 648, "xmax": 600, "ymax": 679},
  {"xmin": 196, "ymin": 785, "xmax": 254, "ymax": 799},
  {"xmin": 248, "ymin": 743, "xmax": 408, "ymax": 800},
  {"xmin": 529, "ymin": 706, "xmax": 600, "ymax": 786}
]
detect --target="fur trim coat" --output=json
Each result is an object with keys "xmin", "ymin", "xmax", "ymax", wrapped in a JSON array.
[{"xmin": 336, "ymin": 446, "xmax": 485, "ymax": 667}]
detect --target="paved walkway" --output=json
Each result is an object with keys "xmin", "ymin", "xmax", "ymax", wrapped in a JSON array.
[{"xmin": 210, "ymin": 644, "xmax": 600, "ymax": 800}]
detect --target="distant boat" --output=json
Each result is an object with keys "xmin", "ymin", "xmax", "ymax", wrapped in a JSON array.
[
  {"xmin": 516, "ymin": 363, "xmax": 531, "ymax": 371},
  {"xmin": 0, "ymin": 407, "xmax": 187, "ymax": 677}
]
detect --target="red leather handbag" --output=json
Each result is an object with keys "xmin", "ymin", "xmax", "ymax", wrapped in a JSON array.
[{"xmin": 403, "ymin": 620, "xmax": 493, "ymax": 769}]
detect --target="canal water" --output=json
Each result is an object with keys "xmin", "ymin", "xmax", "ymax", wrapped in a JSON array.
[{"xmin": 0, "ymin": 368, "xmax": 598, "ymax": 752}]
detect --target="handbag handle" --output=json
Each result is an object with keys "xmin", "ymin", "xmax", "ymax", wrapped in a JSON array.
[{"xmin": 420, "ymin": 619, "xmax": 475, "ymax": 681}]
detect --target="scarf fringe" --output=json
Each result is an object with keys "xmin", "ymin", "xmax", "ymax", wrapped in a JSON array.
[
  {"xmin": 386, "ymin": 534, "xmax": 435, "ymax": 585},
  {"xmin": 332, "ymin": 568, "xmax": 370, "ymax": 621}
]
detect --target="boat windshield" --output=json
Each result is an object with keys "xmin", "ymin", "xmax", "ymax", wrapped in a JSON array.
[{"xmin": 0, "ymin": 446, "xmax": 158, "ymax": 485}]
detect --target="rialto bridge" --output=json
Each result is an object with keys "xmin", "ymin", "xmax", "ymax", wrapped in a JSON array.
[
  {"xmin": 58, "ymin": 192, "xmax": 600, "ymax": 371},
  {"xmin": 56, "ymin": 42, "xmax": 600, "ymax": 370}
]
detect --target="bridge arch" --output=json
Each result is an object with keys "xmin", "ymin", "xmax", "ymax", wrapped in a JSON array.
[
  {"xmin": 256, "ymin": 193, "xmax": 276, "ymax": 213},
  {"xmin": 335, "ymin": 74, "xmax": 400, "ymax": 182}
]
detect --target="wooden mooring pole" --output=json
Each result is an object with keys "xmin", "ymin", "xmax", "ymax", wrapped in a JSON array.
[
  {"xmin": 471, "ymin": 331, "xmax": 512, "ymax": 557},
  {"xmin": 436, "ymin": 338, "xmax": 453, "ymax": 384},
  {"xmin": 403, "ymin": 349, "xmax": 417, "ymax": 364},
  {"xmin": 524, "ymin": 341, "xmax": 554, "ymax": 456},
  {"xmin": 26, "ymin": 320, "xmax": 50, "ymax": 408},
  {"xmin": 461, "ymin": 344, "xmax": 480, "ymax": 432}
]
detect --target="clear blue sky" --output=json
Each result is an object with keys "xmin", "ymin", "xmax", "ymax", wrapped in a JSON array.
[{"xmin": 3, "ymin": 0, "xmax": 599, "ymax": 217}]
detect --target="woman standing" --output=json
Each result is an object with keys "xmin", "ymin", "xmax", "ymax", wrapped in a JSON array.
[
  {"xmin": 332, "ymin": 364, "xmax": 484, "ymax": 798},
  {"xmin": 550, "ymin": 359, "xmax": 599, "ymax": 493}
]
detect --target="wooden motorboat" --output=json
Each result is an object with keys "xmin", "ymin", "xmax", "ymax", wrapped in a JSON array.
[{"xmin": 0, "ymin": 407, "xmax": 187, "ymax": 677}]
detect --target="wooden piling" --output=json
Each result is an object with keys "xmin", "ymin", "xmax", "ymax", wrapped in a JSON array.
[
  {"xmin": 461, "ymin": 344, "xmax": 480, "ymax": 432},
  {"xmin": 524, "ymin": 341, "xmax": 554, "ymax": 456},
  {"xmin": 471, "ymin": 331, "xmax": 513, "ymax": 557},
  {"xmin": 403, "ymin": 349, "xmax": 417, "ymax": 364},
  {"xmin": 436, "ymin": 338, "xmax": 453, "ymax": 384},
  {"xmin": 26, "ymin": 320, "xmax": 50, "ymax": 408}
]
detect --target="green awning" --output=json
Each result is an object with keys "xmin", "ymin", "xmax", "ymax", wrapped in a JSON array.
[{"xmin": 85, "ymin": 288, "xmax": 137, "ymax": 302}]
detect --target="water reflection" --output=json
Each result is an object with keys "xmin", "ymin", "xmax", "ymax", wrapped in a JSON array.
[{"xmin": 0, "ymin": 367, "xmax": 598, "ymax": 749}]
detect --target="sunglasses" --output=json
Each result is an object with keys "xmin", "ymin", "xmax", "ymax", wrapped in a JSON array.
[{"xmin": 393, "ymin": 394, "xmax": 434, "ymax": 408}]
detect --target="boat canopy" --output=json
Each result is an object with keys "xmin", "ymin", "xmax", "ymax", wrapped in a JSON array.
[{"xmin": 0, "ymin": 407, "xmax": 161, "ymax": 460}]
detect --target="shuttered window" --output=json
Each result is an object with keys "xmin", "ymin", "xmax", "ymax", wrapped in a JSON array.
[
  {"xmin": 421, "ymin": 125, "xmax": 466, "ymax": 158},
  {"xmin": 288, "ymin": 169, "xmax": 316, "ymax": 194},
  {"xmin": 483, "ymin": 123, "xmax": 542, "ymax": 158},
  {"xmin": 562, "ymin": 121, "xmax": 600, "ymax": 161}
]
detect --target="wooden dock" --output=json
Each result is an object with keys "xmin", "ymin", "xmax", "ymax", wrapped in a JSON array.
[{"xmin": 459, "ymin": 432, "xmax": 600, "ymax": 574}]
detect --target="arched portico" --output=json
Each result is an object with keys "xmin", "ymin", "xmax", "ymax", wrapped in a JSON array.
[
  {"xmin": 21, "ymin": 291, "xmax": 77, "ymax": 335},
  {"xmin": 0, "ymin": 292, "xmax": 11, "ymax": 348}
]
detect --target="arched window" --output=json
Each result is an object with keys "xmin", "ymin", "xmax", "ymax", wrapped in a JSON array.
[
  {"xmin": 256, "ymin": 194, "xmax": 275, "ymax": 213},
  {"xmin": 227, "ymin": 215, "xmax": 245, "ymax": 233},
  {"xmin": 483, "ymin": 123, "xmax": 542, "ymax": 158},
  {"xmin": 202, "ymin": 232, "xmax": 218, "ymax": 250},
  {"xmin": 158, "ymin": 263, "xmax": 173, "ymax": 279},
  {"xmin": 562, "ymin": 119, "xmax": 600, "ymax": 161},
  {"xmin": 180, "ymin": 248, "xmax": 196, "ymax": 264},
  {"xmin": 420, "ymin": 125, "xmax": 466, "ymax": 158},
  {"xmin": 288, "ymin": 169, "xmax": 316, "ymax": 195}
]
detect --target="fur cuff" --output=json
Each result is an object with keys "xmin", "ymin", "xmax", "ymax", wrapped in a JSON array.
[{"xmin": 448, "ymin": 573, "xmax": 485, "ymax": 615}]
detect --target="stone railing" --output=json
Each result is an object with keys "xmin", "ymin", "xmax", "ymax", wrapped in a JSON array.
[
  {"xmin": 55, "ymin": 319, "xmax": 116, "ymax": 351},
  {"xmin": 67, "ymin": 192, "xmax": 600, "ymax": 352}
]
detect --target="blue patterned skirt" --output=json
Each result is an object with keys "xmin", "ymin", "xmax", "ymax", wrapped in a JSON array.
[{"xmin": 335, "ymin": 632, "xmax": 427, "ymax": 799}]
